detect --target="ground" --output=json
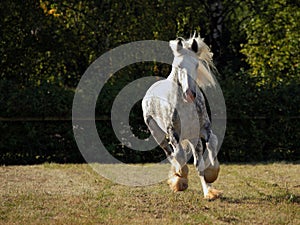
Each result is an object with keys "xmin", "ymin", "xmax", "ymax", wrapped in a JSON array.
[{"xmin": 1, "ymin": 163, "xmax": 299, "ymax": 224}]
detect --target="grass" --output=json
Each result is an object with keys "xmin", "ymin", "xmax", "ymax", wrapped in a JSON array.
[{"xmin": 1, "ymin": 162, "xmax": 299, "ymax": 224}]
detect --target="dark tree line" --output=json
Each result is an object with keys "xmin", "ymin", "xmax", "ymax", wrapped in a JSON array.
[{"xmin": 0, "ymin": 0, "xmax": 299, "ymax": 164}]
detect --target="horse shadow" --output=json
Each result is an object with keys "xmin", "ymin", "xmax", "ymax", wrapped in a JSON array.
[{"xmin": 218, "ymin": 193, "xmax": 300, "ymax": 204}]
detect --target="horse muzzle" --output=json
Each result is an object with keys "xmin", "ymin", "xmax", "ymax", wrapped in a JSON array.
[{"xmin": 183, "ymin": 89, "xmax": 196, "ymax": 103}]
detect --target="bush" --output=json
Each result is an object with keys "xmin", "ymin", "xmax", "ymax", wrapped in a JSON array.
[
  {"xmin": 1, "ymin": 70, "xmax": 299, "ymax": 165},
  {"xmin": 219, "ymin": 72, "xmax": 300, "ymax": 162},
  {"xmin": 0, "ymin": 80, "xmax": 84, "ymax": 165}
]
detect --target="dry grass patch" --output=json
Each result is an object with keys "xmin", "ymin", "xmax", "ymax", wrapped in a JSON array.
[{"xmin": 1, "ymin": 163, "xmax": 299, "ymax": 224}]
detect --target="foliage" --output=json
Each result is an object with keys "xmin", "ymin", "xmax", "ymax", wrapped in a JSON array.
[
  {"xmin": 0, "ymin": 80, "xmax": 81, "ymax": 165},
  {"xmin": 240, "ymin": 0, "xmax": 300, "ymax": 86},
  {"xmin": 0, "ymin": 0, "xmax": 299, "ymax": 164},
  {"xmin": 220, "ymin": 71, "xmax": 300, "ymax": 161}
]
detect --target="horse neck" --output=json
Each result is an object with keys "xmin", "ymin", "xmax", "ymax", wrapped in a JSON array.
[{"xmin": 167, "ymin": 67, "xmax": 179, "ymax": 83}]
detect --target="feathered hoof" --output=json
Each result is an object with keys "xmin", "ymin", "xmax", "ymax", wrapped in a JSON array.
[
  {"xmin": 168, "ymin": 164, "xmax": 189, "ymax": 192},
  {"xmin": 167, "ymin": 175, "xmax": 188, "ymax": 192},
  {"xmin": 204, "ymin": 160, "xmax": 220, "ymax": 183},
  {"xmin": 204, "ymin": 188, "xmax": 223, "ymax": 200}
]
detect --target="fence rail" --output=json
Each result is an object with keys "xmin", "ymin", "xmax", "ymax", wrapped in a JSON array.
[{"xmin": 0, "ymin": 116, "xmax": 299, "ymax": 122}]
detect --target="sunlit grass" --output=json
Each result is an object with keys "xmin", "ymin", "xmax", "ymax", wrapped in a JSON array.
[{"xmin": 1, "ymin": 163, "xmax": 299, "ymax": 224}]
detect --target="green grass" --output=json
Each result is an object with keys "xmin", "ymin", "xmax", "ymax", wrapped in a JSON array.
[{"xmin": 1, "ymin": 163, "xmax": 299, "ymax": 224}]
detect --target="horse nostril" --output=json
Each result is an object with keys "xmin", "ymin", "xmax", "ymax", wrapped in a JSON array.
[
  {"xmin": 188, "ymin": 89, "xmax": 196, "ymax": 98},
  {"xmin": 191, "ymin": 90, "xmax": 196, "ymax": 98},
  {"xmin": 184, "ymin": 89, "xmax": 196, "ymax": 103}
]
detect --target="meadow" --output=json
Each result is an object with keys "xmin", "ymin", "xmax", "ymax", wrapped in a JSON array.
[{"xmin": 1, "ymin": 163, "xmax": 299, "ymax": 224}]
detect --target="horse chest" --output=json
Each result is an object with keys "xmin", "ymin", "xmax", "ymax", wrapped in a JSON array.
[
  {"xmin": 174, "ymin": 101, "xmax": 200, "ymax": 140},
  {"xmin": 143, "ymin": 79, "xmax": 201, "ymax": 141}
]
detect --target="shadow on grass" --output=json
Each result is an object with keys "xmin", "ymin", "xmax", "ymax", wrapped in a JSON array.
[{"xmin": 219, "ymin": 193, "xmax": 300, "ymax": 204}]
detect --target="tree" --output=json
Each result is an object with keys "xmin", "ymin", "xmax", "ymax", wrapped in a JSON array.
[{"xmin": 240, "ymin": 0, "xmax": 300, "ymax": 86}]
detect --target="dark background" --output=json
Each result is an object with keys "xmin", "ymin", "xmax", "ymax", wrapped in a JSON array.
[{"xmin": 1, "ymin": 0, "xmax": 299, "ymax": 165}]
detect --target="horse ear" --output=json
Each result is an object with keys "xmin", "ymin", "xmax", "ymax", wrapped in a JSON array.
[
  {"xmin": 177, "ymin": 39, "xmax": 183, "ymax": 51},
  {"xmin": 191, "ymin": 39, "xmax": 198, "ymax": 53}
]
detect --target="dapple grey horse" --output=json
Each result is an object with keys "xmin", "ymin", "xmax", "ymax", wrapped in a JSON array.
[{"xmin": 142, "ymin": 35, "xmax": 222, "ymax": 199}]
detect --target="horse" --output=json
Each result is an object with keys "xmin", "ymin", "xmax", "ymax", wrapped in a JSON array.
[{"xmin": 142, "ymin": 34, "xmax": 222, "ymax": 200}]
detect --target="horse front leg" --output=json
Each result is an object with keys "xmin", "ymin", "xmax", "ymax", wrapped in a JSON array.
[
  {"xmin": 192, "ymin": 140, "xmax": 209, "ymax": 197},
  {"xmin": 166, "ymin": 127, "xmax": 186, "ymax": 171},
  {"xmin": 166, "ymin": 127, "xmax": 189, "ymax": 192},
  {"xmin": 205, "ymin": 132, "xmax": 218, "ymax": 167},
  {"xmin": 193, "ymin": 139, "xmax": 222, "ymax": 200},
  {"xmin": 145, "ymin": 116, "xmax": 188, "ymax": 192},
  {"xmin": 145, "ymin": 116, "xmax": 173, "ymax": 156},
  {"xmin": 200, "ymin": 121, "xmax": 218, "ymax": 167}
]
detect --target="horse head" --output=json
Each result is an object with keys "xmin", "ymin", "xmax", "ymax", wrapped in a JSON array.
[{"xmin": 169, "ymin": 38, "xmax": 200, "ymax": 103}]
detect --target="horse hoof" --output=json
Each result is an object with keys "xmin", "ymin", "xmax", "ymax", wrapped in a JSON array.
[
  {"xmin": 168, "ymin": 175, "xmax": 188, "ymax": 192},
  {"xmin": 204, "ymin": 188, "xmax": 223, "ymax": 200}
]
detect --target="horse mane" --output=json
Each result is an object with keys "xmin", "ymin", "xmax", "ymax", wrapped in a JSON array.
[{"xmin": 184, "ymin": 34, "xmax": 216, "ymax": 88}]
